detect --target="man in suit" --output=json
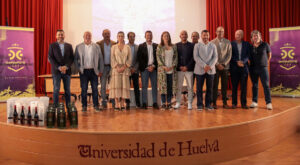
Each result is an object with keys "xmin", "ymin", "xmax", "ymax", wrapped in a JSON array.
[
  {"xmin": 136, "ymin": 31, "xmax": 159, "ymax": 109},
  {"xmin": 96, "ymin": 29, "xmax": 116, "ymax": 109},
  {"xmin": 125, "ymin": 32, "xmax": 141, "ymax": 109},
  {"xmin": 48, "ymin": 29, "xmax": 74, "ymax": 107},
  {"xmin": 74, "ymin": 31, "xmax": 104, "ymax": 112},
  {"xmin": 230, "ymin": 30, "xmax": 250, "ymax": 109}
]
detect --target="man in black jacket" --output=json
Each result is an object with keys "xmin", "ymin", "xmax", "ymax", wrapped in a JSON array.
[
  {"xmin": 48, "ymin": 29, "xmax": 74, "ymax": 107},
  {"xmin": 136, "ymin": 31, "xmax": 159, "ymax": 109},
  {"xmin": 174, "ymin": 30, "xmax": 195, "ymax": 110}
]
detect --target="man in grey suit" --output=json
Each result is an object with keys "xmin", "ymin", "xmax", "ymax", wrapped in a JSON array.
[
  {"xmin": 74, "ymin": 31, "xmax": 104, "ymax": 112},
  {"xmin": 125, "ymin": 32, "xmax": 141, "ymax": 109},
  {"xmin": 96, "ymin": 29, "xmax": 116, "ymax": 109}
]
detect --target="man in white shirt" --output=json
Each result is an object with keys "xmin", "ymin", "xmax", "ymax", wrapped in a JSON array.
[
  {"xmin": 193, "ymin": 30, "xmax": 218, "ymax": 110},
  {"xmin": 75, "ymin": 31, "xmax": 104, "ymax": 112}
]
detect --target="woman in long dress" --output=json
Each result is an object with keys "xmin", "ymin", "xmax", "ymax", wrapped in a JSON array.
[{"xmin": 109, "ymin": 31, "xmax": 131, "ymax": 110}]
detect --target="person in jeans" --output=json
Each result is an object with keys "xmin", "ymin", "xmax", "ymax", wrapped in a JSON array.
[
  {"xmin": 136, "ymin": 31, "xmax": 159, "ymax": 110},
  {"xmin": 48, "ymin": 29, "xmax": 74, "ymax": 108},
  {"xmin": 249, "ymin": 30, "xmax": 273, "ymax": 110},
  {"xmin": 156, "ymin": 31, "xmax": 178, "ymax": 110},
  {"xmin": 96, "ymin": 29, "xmax": 116, "ymax": 109},
  {"xmin": 193, "ymin": 30, "xmax": 218, "ymax": 110},
  {"xmin": 74, "ymin": 31, "xmax": 104, "ymax": 112}
]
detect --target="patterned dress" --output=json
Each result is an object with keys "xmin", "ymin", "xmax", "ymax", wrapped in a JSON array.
[{"xmin": 109, "ymin": 44, "xmax": 131, "ymax": 99}]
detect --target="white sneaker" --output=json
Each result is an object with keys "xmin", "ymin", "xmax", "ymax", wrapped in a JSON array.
[
  {"xmin": 250, "ymin": 102, "xmax": 258, "ymax": 108},
  {"xmin": 267, "ymin": 103, "xmax": 273, "ymax": 110},
  {"xmin": 174, "ymin": 102, "xmax": 180, "ymax": 109},
  {"xmin": 188, "ymin": 103, "xmax": 192, "ymax": 110}
]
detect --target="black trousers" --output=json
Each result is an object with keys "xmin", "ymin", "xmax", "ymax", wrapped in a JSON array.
[
  {"xmin": 230, "ymin": 68, "xmax": 248, "ymax": 106},
  {"xmin": 126, "ymin": 73, "xmax": 141, "ymax": 106},
  {"xmin": 213, "ymin": 69, "xmax": 229, "ymax": 105}
]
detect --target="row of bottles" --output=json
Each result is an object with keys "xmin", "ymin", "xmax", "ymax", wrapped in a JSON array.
[
  {"xmin": 46, "ymin": 102, "xmax": 78, "ymax": 129},
  {"xmin": 12, "ymin": 105, "xmax": 40, "ymax": 126}
]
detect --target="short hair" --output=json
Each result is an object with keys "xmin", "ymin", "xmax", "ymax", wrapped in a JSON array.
[
  {"xmin": 117, "ymin": 31, "xmax": 125, "ymax": 36},
  {"xmin": 127, "ymin": 32, "xmax": 135, "ymax": 38},
  {"xmin": 250, "ymin": 30, "xmax": 262, "ymax": 43},
  {"xmin": 56, "ymin": 29, "xmax": 64, "ymax": 33},
  {"xmin": 235, "ymin": 29, "xmax": 244, "ymax": 37},
  {"xmin": 192, "ymin": 31, "xmax": 199, "ymax": 37},
  {"xmin": 201, "ymin": 30, "xmax": 209, "ymax": 34},
  {"xmin": 145, "ymin": 30, "xmax": 152, "ymax": 36}
]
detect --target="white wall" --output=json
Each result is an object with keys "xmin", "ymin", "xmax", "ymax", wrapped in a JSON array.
[{"xmin": 63, "ymin": 0, "xmax": 206, "ymax": 46}]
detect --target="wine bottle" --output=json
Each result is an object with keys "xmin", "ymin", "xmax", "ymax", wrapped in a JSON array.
[
  {"xmin": 27, "ymin": 106, "xmax": 32, "ymax": 126},
  {"xmin": 34, "ymin": 107, "xmax": 39, "ymax": 127},
  {"xmin": 20, "ymin": 106, "xmax": 25, "ymax": 125},
  {"xmin": 13, "ymin": 105, "xmax": 18, "ymax": 124}
]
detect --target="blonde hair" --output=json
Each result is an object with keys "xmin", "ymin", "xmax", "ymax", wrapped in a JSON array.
[{"xmin": 251, "ymin": 30, "xmax": 262, "ymax": 43}]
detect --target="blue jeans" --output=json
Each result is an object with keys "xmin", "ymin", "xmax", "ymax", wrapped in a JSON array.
[
  {"xmin": 80, "ymin": 69, "xmax": 99, "ymax": 107},
  {"xmin": 141, "ymin": 70, "xmax": 158, "ymax": 105},
  {"xmin": 100, "ymin": 66, "xmax": 115, "ymax": 106},
  {"xmin": 52, "ymin": 73, "xmax": 71, "ymax": 107},
  {"xmin": 250, "ymin": 67, "xmax": 272, "ymax": 104},
  {"xmin": 196, "ymin": 74, "xmax": 214, "ymax": 107},
  {"xmin": 161, "ymin": 74, "xmax": 173, "ymax": 104}
]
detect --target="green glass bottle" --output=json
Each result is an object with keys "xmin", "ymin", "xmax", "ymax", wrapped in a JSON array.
[
  {"xmin": 20, "ymin": 106, "xmax": 25, "ymax": 125},
  {"xmin": 27, "ymin": 106, "xmax": 32, "ymax": 126},
  {"xmin": 46, "ymin": 105, "xmax": 55, "ymax": 128},
  {"xmin": 57, "ymin": 106, "xmax": 66, "ymax": 129},
  {"xmin": 13, "ymin": 105, "xmax": 18, "ymax": 124},
  {"xmin": 70, "ymin": 104, "xmax": 78, "ymax": 128}
]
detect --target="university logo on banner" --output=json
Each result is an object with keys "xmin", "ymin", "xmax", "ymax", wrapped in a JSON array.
[
  {"xmin": 269, "ymin": 26, "xmax": 300, "ymax": 97},
  {"xmin": 0, "ymin": 26, "xmax": 35, "ymax": 101}
]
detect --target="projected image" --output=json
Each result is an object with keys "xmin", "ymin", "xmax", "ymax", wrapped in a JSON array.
[{"xmin": 92, "ymin": 0, "xmax": 175, "ymax": 44}]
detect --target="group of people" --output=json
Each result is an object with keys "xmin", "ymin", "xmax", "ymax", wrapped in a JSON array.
[{"xmin": 48, "ymin": 26, "xmax": 273, "ymax": 112}]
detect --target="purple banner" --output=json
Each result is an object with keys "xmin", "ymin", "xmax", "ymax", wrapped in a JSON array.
[
  {"xmin": 0, "ymin": 26, "xmax": 35, "ymax": 101},
  {"xmin": 269, "ymin": 26, "xmax": 300, "ymax": 97}
]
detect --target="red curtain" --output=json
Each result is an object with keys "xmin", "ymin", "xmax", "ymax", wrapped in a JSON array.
[
  {"xmin": 206, "ymin": 0, "xmax": 300, "ymax": 42},
  {"xmin": 0, "ymin": 0, "xmax": 63, "ymax": 94}
]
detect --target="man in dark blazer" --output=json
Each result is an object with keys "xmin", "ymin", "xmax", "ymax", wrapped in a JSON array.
[
  {"xmin": 136, "ymin": 30, "xmax": 159, "ymax": 109},
  {"xmin": 48, "ymin": 29, "xmax": 74, "ymax": 107},
  {"xmin": 230, "ymin": 30, "xmax": 250, "ymax": 109}
]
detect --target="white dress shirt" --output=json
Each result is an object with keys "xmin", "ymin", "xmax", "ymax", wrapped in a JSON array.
[{"xmin": 147, "ymin": 43, "xmax": 154, "ymax": 66}]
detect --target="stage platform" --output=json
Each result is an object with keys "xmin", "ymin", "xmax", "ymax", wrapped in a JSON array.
[{"xmin": 0, "ymin": 97, "xmax": 300, "ymax": 165}]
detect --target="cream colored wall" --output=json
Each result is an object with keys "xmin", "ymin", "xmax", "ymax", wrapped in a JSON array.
[{"xmin": 63, "ymin": 0, "xmax": 206, "ymax": 46}]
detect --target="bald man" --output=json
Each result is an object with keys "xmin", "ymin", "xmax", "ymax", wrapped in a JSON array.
[
  {"xmin": 211, "ymin": 26, "xmax": 232, "ymax": 109},
  {"xmin": 96, "ymin": 29, "xmax": 116, "ymax": 109},
  {"xmin": 174, "ymin": 30, "xmax": 195, "ymax": 110},
  {"xmin": 75, "ymin": 31, "xmax": 104, "ymax": 112}
]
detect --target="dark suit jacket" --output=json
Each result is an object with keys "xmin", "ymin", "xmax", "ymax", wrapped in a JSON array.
[
  {"xmin": 136, "ymin": 42, "xmax": 158, "ymax": 72},
  {"xmin": 230, "ymin": 41, "xmax": 250, "ymax": 73},
  {"xmin": 176, "ymin": 41, "xmax": 195, "ymax": 71},
  {"xmin": 48, "ymin": 42, "xmax": 74, "ymax": 75},
  {"xmin": 96, "ymin": 40, "xmax": 116, "ymax": 63}
]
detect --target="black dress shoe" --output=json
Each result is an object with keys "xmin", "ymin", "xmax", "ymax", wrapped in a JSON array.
[
  {"xmin": 161, "ymin": 104, "xmax": 166, "ymax": 109},
  {"xmin": 232, "ymin": 105, "xmax": 237, "ymax": 109},
  {"xmin": 102, "ymin": 104, "xmax": 107, "ymax": 110},
  {"xmin": 153, "ymin": 103, "xmax": 159, "ymax": 109},
  {"xmin": 136, "ymin": 102, "xmax": 141, "ymax": 108},
  {"xmin": 121, "ymin": 107, "xmax": 125, "ymax": 111},
  {"xmin": 213, "ymin": 104, "xmax": 218, "ymax": 109},
  {"xmin": 142, "ymin": 103, "xmax": 147, "ymax": 109},
  {"xmin": 223, "ymin": 104, "xmax": 230, "ymax": 109},
  {"xmin": 94, "ymin": 106, "xmax": 102, "ymax": 112},
  {"xmin": 242, "ymin": 105, "xmax": 249, "ymax": 109}
]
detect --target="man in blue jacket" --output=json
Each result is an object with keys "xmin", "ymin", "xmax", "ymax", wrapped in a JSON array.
[{"xmin": 230, "ymin": 30, "xmax": 250, "ymax": 109}]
